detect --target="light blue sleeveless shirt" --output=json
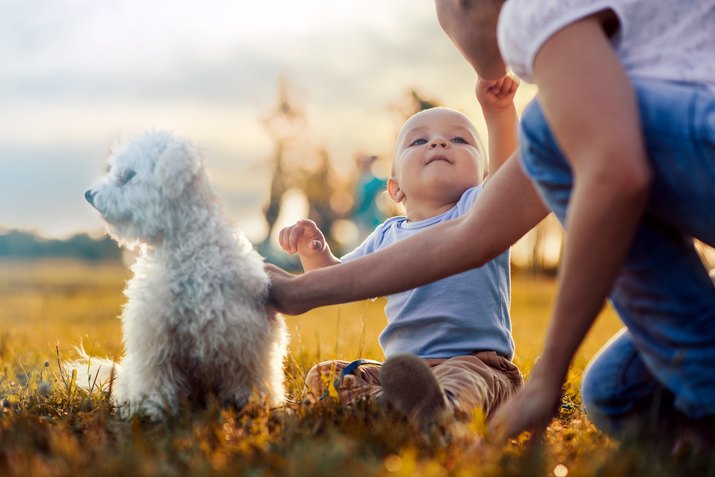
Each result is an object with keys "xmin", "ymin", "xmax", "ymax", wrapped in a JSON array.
[{"xmin": 342, "ymin": 185, "xmax": 513, "ymax": 359}]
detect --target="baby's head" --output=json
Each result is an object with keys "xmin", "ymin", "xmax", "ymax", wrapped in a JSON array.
[
  {"xmin": 434, "ymin": 0, "xmax": 506, "ymax": 79},
  {"xmin": 388, "ymin": 107, "xmax": 486, "ymax": 211}
]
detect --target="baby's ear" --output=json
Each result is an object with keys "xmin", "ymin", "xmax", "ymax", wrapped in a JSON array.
[
  {"xmin": 387, "ymin": 177, "xmax": 405, "ymax": 203},
  {"xmin": 154, "ymin": 135, "xmax": 202, "ymax": 199}
]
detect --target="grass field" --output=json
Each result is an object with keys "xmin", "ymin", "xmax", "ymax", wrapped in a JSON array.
[{"xmin": 0, "ymin": 259, "xmax": 712, "ymax": 476}]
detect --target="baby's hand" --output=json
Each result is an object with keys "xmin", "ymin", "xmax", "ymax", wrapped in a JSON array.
[
  {"xmin": 278, "ymin": 219, "xmax": 328, "ymax": 257},
  {"xmin": 476, "ymin": 74, "xmax": 520, "ymax": 114}
]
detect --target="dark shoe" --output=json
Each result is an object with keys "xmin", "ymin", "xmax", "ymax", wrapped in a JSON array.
[{"xmin": 380, "ymin": 354, "xmax": 449, "ymax": 426}]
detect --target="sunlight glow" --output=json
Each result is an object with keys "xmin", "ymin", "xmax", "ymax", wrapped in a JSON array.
[{"xmin": 554, "ymin": 464, "xmax": 569, "ymax": 477}]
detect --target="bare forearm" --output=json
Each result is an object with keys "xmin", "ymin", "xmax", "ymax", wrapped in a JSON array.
[
  {"xmin": 288, "ymin": 157, "xmax": 548, "ymax": 312},
  {"xmin": 531, "ymin": 15, "xmax": 651, "ymax": 382},
  {"xmin": 537, "ymin": 176, "xmax": 647, "ymax": 381},
  {"xmin": 297, "ymin": 218, "xmax": 472, "ymax": 308}
]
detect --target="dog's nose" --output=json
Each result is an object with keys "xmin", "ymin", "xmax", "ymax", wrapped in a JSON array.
[{"xmin": 84, "ymin": 189, "xmax": 96, "ymax": 205}]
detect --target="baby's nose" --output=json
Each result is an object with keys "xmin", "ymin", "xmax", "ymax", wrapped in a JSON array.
[{"xmin": 430, "ymin": 139, "xmax": 447, "ymax": 148}]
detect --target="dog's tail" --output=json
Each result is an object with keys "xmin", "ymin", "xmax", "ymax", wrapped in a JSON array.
[{"xmin": 62, "ymin": 346, "xmax": 120, "ymax": 395}]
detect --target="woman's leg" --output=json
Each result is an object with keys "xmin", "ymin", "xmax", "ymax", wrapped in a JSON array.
[
  {"xmin": 581, "ymin": 329, "xmax": 674, "ymax": 436},
  {"xmin": 519, "ymin": 80, "xmax": 715, "ymax": 425}
]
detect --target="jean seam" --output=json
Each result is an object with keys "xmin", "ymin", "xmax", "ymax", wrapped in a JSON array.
[{"xmin": 615, "ymin": 346, "xmax": 642, "ymax": 402}]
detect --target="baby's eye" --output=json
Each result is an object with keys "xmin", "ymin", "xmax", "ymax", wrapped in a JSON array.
[
  {"xmin": 117, "ymin": 169, "xmax": 137, "ymax": 185},
  {"xmin": 409, "ymin": 138, "xmax": 428, "ymax": 147},
  {"xmin": 451, "ymin": 137, "xmax": 469, "ymax": 144}
]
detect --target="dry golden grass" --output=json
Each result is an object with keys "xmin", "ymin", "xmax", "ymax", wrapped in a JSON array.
[{"xmin": 0, "ymin": 259, "xmax": 712, "ymax": 476}]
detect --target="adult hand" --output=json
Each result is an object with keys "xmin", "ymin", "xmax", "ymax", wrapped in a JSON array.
[
  {"xmin": 476, "ymin": 74, "xmax": 520, "ymax": 115},
  {"xmin": 266, "ymin": 264, "xmax": 310, "ymax": 316},
  {"xmin": 488, "ymin": 362, "xmax": 564, "ymax": 444}
]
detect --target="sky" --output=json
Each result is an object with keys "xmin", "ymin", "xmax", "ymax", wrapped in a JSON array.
[{"xmin": 0, "ymin": 0, "xmax": 537, "ymax": 242}]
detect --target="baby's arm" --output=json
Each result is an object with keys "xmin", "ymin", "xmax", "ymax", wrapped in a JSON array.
[
  {"xmin": 278, "ymin": 219, "xmax": 340, "ymax": 272},
  {"xmin": 476, "ymin": 74, "xmax": 519, "ymax": 179}
]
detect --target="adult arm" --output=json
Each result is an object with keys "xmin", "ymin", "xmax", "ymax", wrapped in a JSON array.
[
  {"xmin": 489, "ymin": 14, "xmax": 651, "ymax": 442},
  {"xmin": 269, "ymin": 154, "xmax": 549, "ymax": 315}
]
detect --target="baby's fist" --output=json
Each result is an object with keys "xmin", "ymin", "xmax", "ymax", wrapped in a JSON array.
[
  {"xmin": 278, "ymin": 219, "xmax": 327, "ymax": 257},
  {"xmin": 476, "ymin": 74, "xmax": 520, "ymax": 114}
]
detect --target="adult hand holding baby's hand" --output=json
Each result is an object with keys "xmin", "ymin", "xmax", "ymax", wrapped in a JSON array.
[
  {"xmin": 278, "ymin": 219, "xmax": 328, "ymax": 257},
  {"xmin": 476, "ymin": 74, "xmax": 520, "ymax": 115}
]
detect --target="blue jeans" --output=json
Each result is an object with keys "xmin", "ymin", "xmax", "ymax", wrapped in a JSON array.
[{"xmin": 519, "ymin": 79, "xmax": 715, "ymax": 435}]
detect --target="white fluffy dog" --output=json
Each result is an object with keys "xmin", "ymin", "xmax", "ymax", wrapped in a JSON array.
[{"xmin": 74, "ymin": 130, "xmax": 287, "ymax": 418}]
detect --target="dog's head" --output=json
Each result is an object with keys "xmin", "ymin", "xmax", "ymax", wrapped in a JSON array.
[{"xmin": 86, "ymin": 130, "xmax": 212, "ymax": 247}]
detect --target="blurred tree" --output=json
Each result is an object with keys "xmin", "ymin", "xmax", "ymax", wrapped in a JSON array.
[
  {"xmin": 260, "ymin": 77, "xmax": 352, "ymax": 260},
  {"xmin": 409, "ymin": 90, "xmax": 441, "ymax": 113},
  {"xmin": 262, "ymin": 142, "xmax": 287, "ymax": 247},
  {"xmin": 0, "ymin": 230, "xmax": 121, "ymax": 261},
  {"xmin": 391, "ymin": 89, "xmax": 442, "ymax": 121},
  {"xmin": 260, "ymin": 77, "xmax": 308, "ymax": 246},
  {"xmin": 302, "ymin": 148, "xmax": 340, "ymax": 250}
]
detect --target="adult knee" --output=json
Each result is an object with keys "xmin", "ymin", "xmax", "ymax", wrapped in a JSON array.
[
  {"xmin": 580, "ymin": 359, "xmax": 627, "ymax": 435},
  {"xmin": 581, "ymin": 359, "xmax": 620, "ymax": 415}
]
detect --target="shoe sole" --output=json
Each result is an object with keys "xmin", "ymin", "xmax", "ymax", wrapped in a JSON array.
[{"xmin": 380, "ymin": 354, "xmax": 448, "ymax": 425}]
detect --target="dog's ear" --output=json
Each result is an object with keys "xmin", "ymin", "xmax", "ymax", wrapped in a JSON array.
[{"xmin": 154, "ymin": 137, "xmax": 202, "ymax": 199}]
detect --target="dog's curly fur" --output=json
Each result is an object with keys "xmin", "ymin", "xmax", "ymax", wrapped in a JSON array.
[{"xmin": 72, "ymin": 130, "xmax": 287, "ymax": 418}]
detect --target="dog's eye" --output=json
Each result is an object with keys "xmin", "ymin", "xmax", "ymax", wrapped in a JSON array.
[{"xmin": 118, "ymin": 169, "xmax": 136, "ymax": 185}]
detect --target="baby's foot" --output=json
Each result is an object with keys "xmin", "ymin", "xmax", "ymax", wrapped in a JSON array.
[{"xmin": 380, "ymin": 354, "xmax": 450, "ymax": 427}]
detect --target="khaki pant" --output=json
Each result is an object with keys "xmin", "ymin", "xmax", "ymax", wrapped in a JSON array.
[{"xmin": 304, "ymin": 351, "xmax": 523, "ymax": 417}]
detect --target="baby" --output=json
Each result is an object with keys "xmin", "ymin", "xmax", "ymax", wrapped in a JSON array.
[{"xmin": 279, "ymin": 76, "xmax": 521, "ymax": 424}]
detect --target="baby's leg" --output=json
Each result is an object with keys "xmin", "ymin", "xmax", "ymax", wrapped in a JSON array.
[
  {"xmin": 429, "ymin": 352, "xmax": 522, "ymax": 418},
  {"xmin": 304, "ymin": 359, "xmax": 382, "ymax": 405}
]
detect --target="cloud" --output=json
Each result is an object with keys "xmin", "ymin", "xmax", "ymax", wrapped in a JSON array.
[{"xmin": 0, "ymin": 1, "xmax": 537, "ymax": 239}]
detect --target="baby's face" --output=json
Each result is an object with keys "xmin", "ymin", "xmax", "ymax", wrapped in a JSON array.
[{"xmin": 393, "ymin": 108, "xmax": 484, "ymax": 205}]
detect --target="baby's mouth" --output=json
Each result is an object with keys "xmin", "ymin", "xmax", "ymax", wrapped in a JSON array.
[{"xmin": 426, "ymin": 155, "xmax": 452, "ymax": 165}]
